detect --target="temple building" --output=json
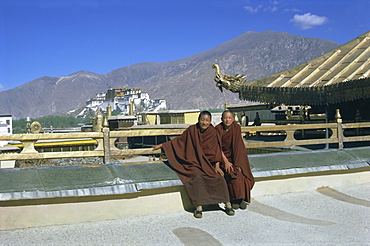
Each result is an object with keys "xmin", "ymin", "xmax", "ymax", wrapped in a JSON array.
[
  {"xmin": 214, "ymin": 31, "xmax": 370, "ymax": 122},
  {"xmin": 77, "ymin": 87, "xmax": 166, "ymax": 117}
]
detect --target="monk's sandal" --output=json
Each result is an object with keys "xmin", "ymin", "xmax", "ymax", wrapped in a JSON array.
[
  {"xmin": 225, "ymin": 207, "xmax": 235, "ymax": 216},
  {"xmin": 232, "ymin": 203, "xmax": 240, "ymax": 210},
  {"xmin": 239, "ymin": 200, "xmax": 248, "ymax": 210},
  {"xmin": 194, "ymin": 210, "xmax": 203, "ymax": 218}
]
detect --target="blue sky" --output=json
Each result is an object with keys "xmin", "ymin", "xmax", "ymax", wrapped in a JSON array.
[{"xmin": 0, "ymin": 0, "xmax": 369, "ymax": 92}]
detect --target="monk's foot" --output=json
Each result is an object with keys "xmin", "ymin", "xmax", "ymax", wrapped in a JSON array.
[
  {"xmin": 225, "ymin": 207, "xmax": 235, "ymax": 216},
  {"xmin": 194, "ymin": 206, "xmax": 203, "ymax": 218},
  {"xmin": 232, "ymin": 199, "xmax": 242, "ymax": 209},
  {"xmin": 232, "ymin": 203, "xmax": 240, "ymax": 209},
  {"xmin": 194, "ymin": 210, "xmax": 203, "ymax": 218},
  {"xmin": 239, "ymin": 200, "xmax": 248, "ymax": 210}
]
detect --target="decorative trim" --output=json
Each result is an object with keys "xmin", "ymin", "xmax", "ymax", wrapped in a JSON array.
[{"xmin": 239, "ymin": 77, "xmax": 370, "ymax": 105}]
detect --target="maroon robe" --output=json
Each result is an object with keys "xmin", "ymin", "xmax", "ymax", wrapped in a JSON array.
[
  {"xmin": 216, "ymin": 121, "xmax": 255, "ymax": 202},
  {"xmin": 162, "ymin": 123, "xmax": 230, "ymax": 206}
]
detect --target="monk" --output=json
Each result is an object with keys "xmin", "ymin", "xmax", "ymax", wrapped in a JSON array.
[
  {"xmin": 152, "ymin": 111, "xmax": 234, "ymax": 218},
  {"xmin": 216, "ymin": 110, "xmax": 255, "ymax": 209}
]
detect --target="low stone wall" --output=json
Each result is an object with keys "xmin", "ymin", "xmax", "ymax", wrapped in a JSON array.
[
  {"xmin": 0, "ymin": 146, "xmax": 369, "ymax": 230},
  {"xmin": 0, "ymin": 170, "xmax": 369, "ymax": 230}
]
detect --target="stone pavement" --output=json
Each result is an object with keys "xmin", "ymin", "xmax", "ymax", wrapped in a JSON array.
[{"xmin": 1, "ymin": 182, "xmax": 369, "ymax": 246}]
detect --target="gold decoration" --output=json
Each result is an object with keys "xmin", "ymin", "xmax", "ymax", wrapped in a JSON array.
[
  {"xmin": 30, "ymin": 121, "xmax": 42, "ymax": 134},
  {"xmin": 212, "ymin": 64, "xmax": 246, "ymax": 93}
]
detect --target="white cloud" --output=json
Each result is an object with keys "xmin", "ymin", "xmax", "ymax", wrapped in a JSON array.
[
  {"xmin": 290, "ymin": 13, "xmax": 328, "ymax": 30},
  {"xmin": 244, "ymin": 1, "xmax": 279, "ymax": 14},
  {"xmin": 268, "ymin": 6, "xmax": 279, "ymax": 12},
  {"xmin": 283, "ymin": 7, "xmax": 301, "ymax": 13},
  {"xmin": 0, "ymin": 84, "xmax": 4, "ymax": 92},
  {"xmin": 244, "ymin": 5, "xmax": 263, "ymax": 13}
]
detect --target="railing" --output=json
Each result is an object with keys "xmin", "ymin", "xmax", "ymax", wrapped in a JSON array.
[{"xmin": 1, "ymin": 120, "xmax": 370, "ymax": 163}]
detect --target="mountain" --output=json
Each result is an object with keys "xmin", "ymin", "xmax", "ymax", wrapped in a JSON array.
[{"xmin": 0, "ymin": 31, "xmax": 339, "ymax": 119}]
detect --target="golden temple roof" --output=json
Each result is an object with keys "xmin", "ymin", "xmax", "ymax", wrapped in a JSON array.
[
  {"xmin": 250, "ymin": 31, "xmax": 370, "ymax": 88},
  {"xmin": 231, "ymin": 31, "xmax": 370, "ymax": 105}
]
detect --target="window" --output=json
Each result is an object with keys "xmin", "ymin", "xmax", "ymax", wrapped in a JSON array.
[{"xmin": 160, "ymin": 114, "xmax": 184, "ymax": 124}]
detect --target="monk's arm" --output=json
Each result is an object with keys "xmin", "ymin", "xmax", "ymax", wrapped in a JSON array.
[
  {"xmin": 221, "ymin": 151, "xmax": 234, "ymax": 173},
  {"xmin": 152, "ymin": 143, "xmax": 163, "ymax": 150}
]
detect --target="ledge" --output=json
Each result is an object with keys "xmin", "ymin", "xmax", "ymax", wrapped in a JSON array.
[
  {"xmin": 0, "ymin": 146, "xmax": 369, "ymax": 201},
  {"xmin": 250, "ymin": 146, "xmax": 370, "ymax": 177}
]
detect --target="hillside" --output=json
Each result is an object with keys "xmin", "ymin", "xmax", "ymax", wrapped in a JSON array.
[{"xmin": 0, "ymin": 31, "xmax": 339, "ymax": 119}]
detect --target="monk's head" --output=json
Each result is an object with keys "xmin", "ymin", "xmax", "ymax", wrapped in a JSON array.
[
  {"xmin": 198, "ymin": 111, "xmax": 212, "ymax": 132},
  {"xmin": 221, "ymin": 110, "xmax": 234, "ymax": 129}
]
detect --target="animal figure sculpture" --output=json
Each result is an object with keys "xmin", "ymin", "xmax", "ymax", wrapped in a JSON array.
[{"xmin": 212, "ymin": 64, "xmax": 247, "ymax": 93}]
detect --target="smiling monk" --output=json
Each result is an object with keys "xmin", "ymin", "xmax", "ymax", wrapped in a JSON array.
[
  {"xmin": 153, "ymin": 111, "xmax": 234, "ymax": 218},
  {"xmin": 216, "ymin": 110, "xmax": 255, "ymax": 209}
]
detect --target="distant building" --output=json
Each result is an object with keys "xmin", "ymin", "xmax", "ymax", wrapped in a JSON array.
[
  {"xmin": 225, "ymin": 103, "xmax": 275, "ymax": 125},
  {"xmin": 0, "ymin": 115, "xmax": 12, "ymax": 147},
  {"xmin": 108, "ymin": 115, "xmax": 138, "ymax": 130},
  {"xmin": 141, "ymin": 109, "xmax": 201, "ymax": 125},
  {"xmin": 0, "ymin": 115, "xmax": 15, "ymax": 168},
  {"xmin": 225, "ymin": 103, "xmax": 314, "ymax": 125},
  {"xmin": 77, "ymin": 87, "xmax": 166, "ymax": 117}
]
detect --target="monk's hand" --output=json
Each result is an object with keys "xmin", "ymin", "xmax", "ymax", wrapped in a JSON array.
[
  {"xmin": 214, "ymin": 162, "xmax": 224, "ymax": 176},
  {"xmin": 225, "ymin": 160, "xmax": 234, "ymax": 174},
  {"xmin": 152, "ymin": 144, "xmax": 162, "ymax": 151}
]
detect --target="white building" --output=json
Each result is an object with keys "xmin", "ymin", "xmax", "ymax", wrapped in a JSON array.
[
  {"xmin": 77, "ymin": 87, "xmax": 166, "ymax": 118},
  {"xmin": 0, "ymin": 115, "xmax": 12, "ymax": 147},
  {"xmin": 87, "ymin": 93, "xmax": 106, "ymax": 108},
  {"xmin": 0, "ymin": 115, "xmax": 16, "ymax": 168}
]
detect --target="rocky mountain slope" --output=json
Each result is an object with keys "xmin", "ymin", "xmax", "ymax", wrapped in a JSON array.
[{"xmin": 0, "ymin": 31, "xmax": 339, "ymax": 119}]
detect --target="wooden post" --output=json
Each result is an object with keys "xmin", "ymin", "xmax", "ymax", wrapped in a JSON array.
[
  {"xmin": 355, "ymin": 110, "xmax": 362, "ymax": 135},
  {"xmin": 325, "ymin": 103, "xmax": 329, "ymax": 149},
  {"xmin": 285, "ymin": 130, "xmax": 295, "ymax": 141},
  {"xmin": 336, "ymin": 109, "xmax": 344, "ymax": 149},
  {"xmin": 20, "ymin": 140, "xmax": 38, "ymax": 153},
  {"xmin": 102, "ymin": 127, "xmax": 111, "ymax": 164}
]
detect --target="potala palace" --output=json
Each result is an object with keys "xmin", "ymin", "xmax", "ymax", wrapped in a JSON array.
[{"xmin": 76, "ymin": 87, "xmax": 166, "ymax": 117}]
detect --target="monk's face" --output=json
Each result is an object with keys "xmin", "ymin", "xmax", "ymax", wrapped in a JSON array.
[
  {"xmin": 222, "ymin": 112, "xmax": 234, "ymax": 128},
  {"xmin": 198, "ymin": 114, "xmax": 211, "ymax": 132}
]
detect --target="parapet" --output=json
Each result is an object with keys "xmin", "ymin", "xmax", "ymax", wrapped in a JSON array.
[{"xmin": 0, "ymin": 146, "xmax": 369, "ymax": 202}]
